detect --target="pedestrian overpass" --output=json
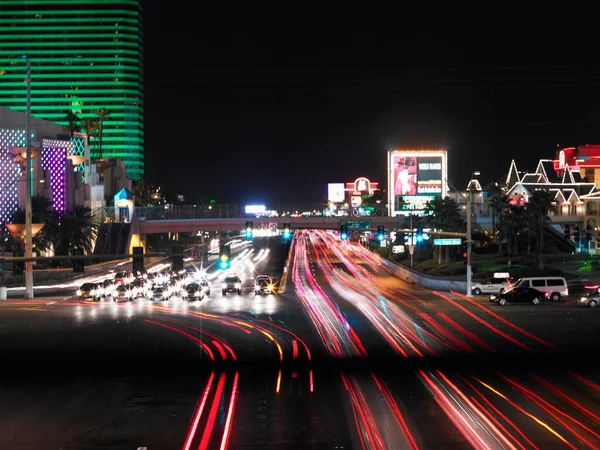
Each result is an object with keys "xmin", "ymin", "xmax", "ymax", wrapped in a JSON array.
[{"xmin": 137, "ymin": 215, "xmax": 402, "ymax": 234}]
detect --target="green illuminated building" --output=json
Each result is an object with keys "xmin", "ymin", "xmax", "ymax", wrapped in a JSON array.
[{"xmin": 0, "ymin": 0, "xmax": 144, "ymax": 179}]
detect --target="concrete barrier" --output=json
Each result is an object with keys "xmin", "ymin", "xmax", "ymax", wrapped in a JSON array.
[
  {"xmin": 381, "ymin": 257, "xmax": 468, "ymax": 292},
  {"xmin": 278, "ymin": 238, "xmax": 295, "ymax": 294}
]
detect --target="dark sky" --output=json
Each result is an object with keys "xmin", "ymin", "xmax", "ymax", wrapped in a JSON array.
[{"xmin": 143, "ymin": 5, "xmax": 600, "ymax": 204}]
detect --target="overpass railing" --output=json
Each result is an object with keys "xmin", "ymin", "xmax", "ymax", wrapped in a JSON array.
[{"xmin": 134, "ymin": 204, "xmax": 334, "ymax": 221}]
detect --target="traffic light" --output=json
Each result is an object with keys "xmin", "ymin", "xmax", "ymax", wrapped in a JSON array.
[
  {"xmin": 377, "ymin": 226, "xmax": 385, "ymax": 242},
  {"xmin": 219, "ymin": 244, "xmax": 231, "ymax": 270},
  {"xmin": 245, "ymin": 221, "xmax": 253, "ymax": 239},
  {"xmin": 132, "ymin": 246, "xmax": 144, "ymax": 273},
  {"xmin": 72, "ymin": 248, "xmax": 84, "ymax": 273},
  {"xmin": 573, "ymin": 225, "xmax": 580, "ymax": 243},
  {"xmin": 416, "ymin": 227, "xmax": 424, "ymax": 242},
  {"xmin": 340, "ymin": 224, "xmax": 349, "ymax": 241},
  {"xmin": 282, "ymin": 223, "xmax": 291, "ymax": 239},
  {"xmin": 564, "ymin": 224, "xmax": 570, "ymax": 240}
]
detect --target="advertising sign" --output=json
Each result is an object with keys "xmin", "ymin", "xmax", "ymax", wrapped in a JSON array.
[
  {"xmin": 388, "ymin": 150, "xmax": 448, "ymax": 215},
  {"xmin": 350, "ymin": 195, "xmax": 362, "ymax": 207},
  {"xmin": 328, "ymin": 183, "xmax": 345, "ymax": 202}
]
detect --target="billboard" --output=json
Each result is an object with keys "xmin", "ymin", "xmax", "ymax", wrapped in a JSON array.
[
  {"xmin": 388, "ymin": 150, "xmax": 447, "ymax": 215},
  {"xmin": 328, "ymin": 183, "xmax": 345, "ymax": 202}
]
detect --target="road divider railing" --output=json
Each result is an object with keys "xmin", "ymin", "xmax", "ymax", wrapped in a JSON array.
[{"xmin": 381, "ymin": 257, "xmax": 467, "ymax": 292}]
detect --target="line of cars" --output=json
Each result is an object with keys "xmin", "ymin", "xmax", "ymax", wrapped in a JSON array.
[
  {"xmin": 471, "ymin": 274, "xmax": 585, "ymax": 306},
  {"xmin": 76, "ymin": 269, "xmax": 211, "ymax": 302}
]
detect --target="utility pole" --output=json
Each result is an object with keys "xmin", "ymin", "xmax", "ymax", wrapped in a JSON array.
[
  {"xmin": 24, "ymin": 55, "xmax": 33, "ymax": 300},
  {"xmin": 466, "ymin": 188, "xmax": 473, "ymax": 297}
]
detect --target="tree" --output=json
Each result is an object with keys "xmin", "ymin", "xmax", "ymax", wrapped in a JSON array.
[
  {"xmin": 133, "ymin": 179, "xmax": 166, "ymax": 206},
  {"xmin": 64, "ymin": 110, "xmax": 82, "ymax": 137},
  {"xmin": 527, "ymin": 190, "xmax": 555, "ymax": 270},
  {"xmin": 362, "ymin": 190, "xmax": 388, "ymax": 216},
  {"xmin": 485, "ymin": 182, "xmax": 507, "ymax": 237},
  {"xmin": 95, "ymin": 108, "xmax": 110, "ymax": 158},
  {"xmin": 425, "ymin": 196, "xmax": 465, "ymax": 263},
  {"xmin": 52, "ymin": 206, "xmax": 98, "ymax": 256},
  {"xmin": 82, "ymin": 118, "xmax": 99, "ymax": 158}
]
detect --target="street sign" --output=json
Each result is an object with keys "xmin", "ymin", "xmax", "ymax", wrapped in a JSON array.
[
  {"xmin": 341, "ymin": 220, "xmax": 371, "ymax": 229},
  {"xmin": 409, "ymin": 245, "xmax": 415, "ymax": 255},
  {"xmin": 190, "ymin": 248, "xmax": 201, "ymax": 260},
  {"xmin": 433, "ymin": 238, "xmax": 462, "ymax": 246},
  {"xmin": 392, "ymin": 245, "xmax": 404, "ymax": 254}
]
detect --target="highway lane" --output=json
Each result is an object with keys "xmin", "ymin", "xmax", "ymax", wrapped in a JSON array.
[{"xmin": 3, "ymin": 231, "xmax": 600, "ymax": 448}]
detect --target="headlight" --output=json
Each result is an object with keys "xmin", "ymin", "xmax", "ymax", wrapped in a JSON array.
[
  {"xmin": 202, "ymin": 286, "xmax": 208, "ymax": 291},
  {"xmin": 268, "ymin": 284, "xmax": 274, "ymax": 291},
  {"xmin": 580, "ymin": 297, "xmax": 588, "ymax": 302},
  {"xmin": 76, "ymin": 289, "xmax": 82, "ymax": 296},
  {"xmin": 490, "ymin": 295, "xmax": 496, "ymax": 300},
  {"xmin": 235, "ymin": 282, "xmax": 241, "ymax": 289},
  {"xmin": 194, "ymin": 291, "xmax": 201, "ymax": 296},
  {"xmin": 221, "ymin": 282, "xmax": 226, "ymax": 288},
  {"xmin": 90, "ymin": 290, "xmax": 96, "ymax": 296},
  {"xmin": 162, "ymin": 292, "xmax": 169, "ymax": 298}
]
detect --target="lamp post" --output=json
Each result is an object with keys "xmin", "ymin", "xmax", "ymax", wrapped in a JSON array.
[
  {"xmin": 24, "ymin": 55, "xmax": 33, "ymax": 299},
  {"xmin": 466, "ymin": 171, "xmax": 481, "ymax": 297}
]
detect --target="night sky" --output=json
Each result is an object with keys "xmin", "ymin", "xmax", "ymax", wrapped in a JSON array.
[{"xmin": 143, "ymin": 5, "xmax": 600, "ymax": 204}]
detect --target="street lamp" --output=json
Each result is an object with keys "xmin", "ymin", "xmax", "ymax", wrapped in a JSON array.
[{"xmin": 466, "ymin": 171, "xmax": 482, "ymax": 297}]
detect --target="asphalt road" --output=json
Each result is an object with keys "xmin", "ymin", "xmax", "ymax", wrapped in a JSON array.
[{"xmin": 2, "ymin": 231, "xmax": 600, "ymax": 449}]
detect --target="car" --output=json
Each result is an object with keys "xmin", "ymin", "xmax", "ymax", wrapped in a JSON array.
[
  {"xmin": 471, "ymin": 277, "xmax": 512, "ymax": 295},
  {"xmin": 151, "ymin": 284, "xmax": 170, "ymax": 301},
  {"xmin": 578, "ymin": 287, "xmax": 600, "ymax": 307},
  {"xmin": 490, "ymin": 287, "xmax": 546, "ymax": 306},
  {"xmin": 114, "ymin": 271, "xmax": 134, "ymax": 285},
  {"xmin": 101, "ymin": 279, "xmax": 117, "ymax": 298},
  {"xmin": 221, "ymin": 275, "xmax": 242, "ymax": 295},
  {"xmin": 76, "ymin": 283, "xmax": 100, "ymax": 300},
  {"xmin": 113, "ymin": 284, "xmax": 137, "ymax": 301},
  {"xmin": 511, "ymin": 277, "xmax": 568, "ymax": 302},
  {"xmin": 254, "ymin": 275, "xmax": 275, "ymax": 295},
  {"xmin": 182, "ymin": 282, "xmax": 204, "ymax": 301}
]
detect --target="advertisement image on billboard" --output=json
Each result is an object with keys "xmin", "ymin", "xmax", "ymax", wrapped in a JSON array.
[
  {"xmin": 328, "ymin": 183, "xmax": 345, "ymax": 202},
  {"xmin": 388, "ymin": 150, "xmax": 447, "ymax": 215}
]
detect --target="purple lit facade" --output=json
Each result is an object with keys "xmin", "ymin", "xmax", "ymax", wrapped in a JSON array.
[
  {"xmin": 41, "ymin": 147, "xmax": 67, "ymax": 213},
  {"xmin": 0, "ymin": 128, "xmax": 26, "ymax": 227}
]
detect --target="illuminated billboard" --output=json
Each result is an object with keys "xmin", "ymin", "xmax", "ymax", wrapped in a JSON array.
[
  {"xmin": 388, "ymin": 150, "xmax": 448, "ymax": 215},
  {"xmin": 328, "ymin": 183, "xmax": 345, "ymax": 202}
]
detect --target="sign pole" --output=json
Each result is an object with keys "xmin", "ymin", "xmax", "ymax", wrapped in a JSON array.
[
  {"xmin": 24, "ymin": 55, "xmax": 33, "ymax": 300},
  {"xmin": 410, "ymin": 211, "xmax": 414, "ymax": 270},
  {"xmin": 466, "ymin": 189, "xmax": 473, "ymax": 297}
]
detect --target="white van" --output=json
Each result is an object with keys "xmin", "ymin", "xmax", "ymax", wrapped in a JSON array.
[{"xmin": 512, "ymin": 277, "xmax": 568, "ymax": 301}]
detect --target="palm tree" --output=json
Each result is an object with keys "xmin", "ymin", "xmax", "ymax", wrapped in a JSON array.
[
  {"xmin": 425, "ymin": 196, "xmax": 465, "ymax": 263},
  {"xmin": 485, "ymin": 182, "xmax": 506, "ymax": 237},
  {"xmin": 527, "ymin": 190, "xmax": 555, "ymax": 270},
  {"xmin": 64, "ymin": 110, "xmax": 82, "ymax": 137},
  {"xmin": 95, "ymin": 108, "xmax": 110, "ymax": 158},
  {"xmin": 53, "ymin": 206, "xmax": 98, "ymax": 256},
  {"xmin": 82, "ymin": 118, "xmax": 99, "ymax": 159}
]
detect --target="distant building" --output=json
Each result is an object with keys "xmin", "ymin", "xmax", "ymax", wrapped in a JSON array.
[
  {"xmin": 0, "ymin": 0, "xmax": 144, "ymax": 179},
  {"xmin": 0, "ymin": 106, "xmax": 131, "ymax": 225}
]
